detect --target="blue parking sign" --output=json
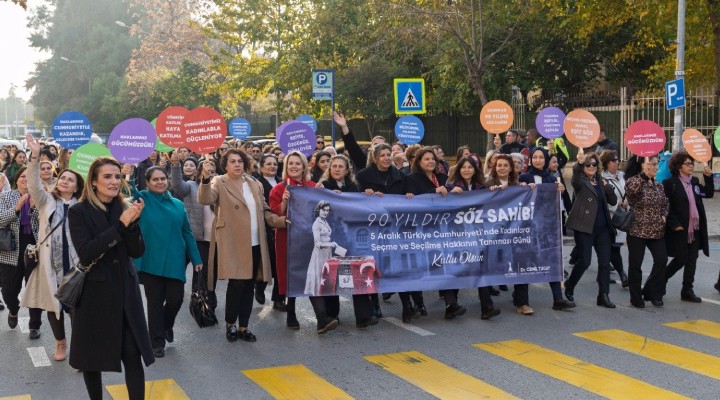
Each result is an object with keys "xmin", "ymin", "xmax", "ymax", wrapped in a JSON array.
[
  {"xmin": 394, "ymin": 78, "xmax": 426, "ymax": 114},
  {"xmin": 312, "ymin": 69, "xmax": 334, "ymax": 101},
  {"xmin": 665, "ymin": 78, "xmax": 685, "ymax": 110}
]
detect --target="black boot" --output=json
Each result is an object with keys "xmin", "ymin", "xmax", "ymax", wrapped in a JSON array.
[
  {"xmin": 310, "ymin": 296, "xmax": 338, "ymax": 334},
  {"xmin": 286, "ymin": 297, "xmax": 299, "ymax": 330},
  {"xmin": 596, "ymin": 294, "xmax": 616, "ymax": 308},
  {"xmin": 401, "ymin": 301, "xmax": 418, "ymax": 323},
  {"xmin": 619, "ymin": 271, "xmax": 629, "ymax": 288}
]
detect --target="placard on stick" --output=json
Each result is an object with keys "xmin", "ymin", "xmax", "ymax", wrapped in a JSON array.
[
  {"xmin": 625, "ymin": 120, "xmax": 666, "ymax": 157},
  {"xmin": 682, "ymin": 128, "xmax": 712, "ymax": 162},
  {"xmin": 479, "ymin": 100, "xmax": 513, "ymax": 134},
  {"xmin": 182, "ymin": 107, "xmax": 227, "ymax": 154},
  {"xmin": 51, "ymin": 111, "xmax": 93, "ymax": 150},
  {"xmin": 69, "ymin": 143, "xmax": 112, "ymax": 177},
  {"xmin": 276, "ymin": 121, "xmax": 315, "ymax": 157},
  {"xmin": 156, "ymin": 106, "xmax": 189, "ymax": 148},
  {"xmin": 536, "ymin": 107, "xmax": 566, "ymax": 139},
  {"xmin": 563, "ymin": 109, "xmax": 600, "ymax": 148},
  {"xmin": 108, "ymin": 118, "xmax": 156, "ymax": 164}
]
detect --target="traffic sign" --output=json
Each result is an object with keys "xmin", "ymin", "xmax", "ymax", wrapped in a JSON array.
[
  {"xmin": 665, "ymin": 78, "xmax": 685, "ymax": 110},
  {"xmin": 394, "ymin": 78, "xmax": 426, "ymax": 114},
  {"xmin": 312, "ymin": 69, "xmax": 334, "ymax": 101}
]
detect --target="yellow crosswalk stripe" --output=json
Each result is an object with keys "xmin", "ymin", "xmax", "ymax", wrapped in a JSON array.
[
  {"xmin": 0, "ymin": 396, "xmax": 31, "ymax": 400},
  {"xmin": 575, "ymin": 329, "xmax": 720, "ymax": 380},
  {"xmin": 664, "ymin": 319, "xmax": 720, "ymax": 339},
  {"xmin": 475, "ymin": 340, "xmax": 689, "ymax": 400},
  {"xmin": 364, "ymin": 350, "xmax": 518, "ymax": 400},
  {"xmin": 106, "ymin": 379, "xmax": 190, "ymax": 400},
  {"xmin": 243, "ymin": 364, "xmax": 353, "ymax": 400}
]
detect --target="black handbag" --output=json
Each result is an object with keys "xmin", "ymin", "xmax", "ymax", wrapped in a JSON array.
[
  {"xmin": 611, "ymin": 205, "xmax": 633, "ymax": 232},
  {"xmin": 0, "ymin": 227, "xmax": 15, "ymax": 251},
  {"xmin": 189, "ymin": 271, "xmax": 218, "ymax": 328},
  {"xmin": 55, "ymin": 252, "xmax": 104, "ymax": 308},
  {"xmin": 24, "ymin": 213, "xmax": 67, "ymax": 274}
]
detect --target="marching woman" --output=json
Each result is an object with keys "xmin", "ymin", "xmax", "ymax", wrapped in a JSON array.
[
  {"xmin": 269, "ymin": 151, "xmax": 338, "ymax": 334},
  {"xmin": 68, "ymin": 157, "xmax": 152, "ymax": 400},
  {"xmin": 254, "ymin": 154, "xmax": 285, "ymax": 311},
  {"xmin": 126, "ymin": 164, "xmax": 203, "ymax": 358},
  {"xmin": 199, "ymin": 149, "xmax": 287, "ymax": 342},
  {"xmin": 518, "ymin": 147, "xmax": 576, "ymax": 311},
  {"xmin": 0, "ymin": 166, "xmax": 40, "ymax": 335},
  {"xmin": 663, "ymin": 151, "xmax": 714, "ymax": 302},
  {"xmin": 564, "ymin": 151, "xmax": 618, "ymax": 308},
  {"xmin": 446, "ymin": 156, "xmax": 501, "ymax": 320},
  {"xmin": 317, "ymin": 154, "xmax": 377, "ymax": 329},
  {"xmin": 310, "ymin": 150, "xmax": 331, "ymax": 183},
  {"xmin": 599, "ymin": 150, "xmax": 629, "ymax": 287},
  {"xmin": 405, "ymin": 148, "xmax": 464, "ymax": 320},
  {"xmin": 624, "ymin": 155, "xmax": 668, "ymax": 308},
  {"xmin": 20, "ymin": 134, "xmax": 84, "ymax": 361},
  {"xmin": 4, "ymin": 150, "xmax": 26, "ymax": 187},
  {"xmin": 356, "ymin": 144, "xmax": 413, "ymax": 320},
  {"xmin": 486, "ymin": 154, "xmax": 536, "ymax": 315},
  {"xmin": 171, "ymin": 156, "xmax": 218, "ymax": 310}
]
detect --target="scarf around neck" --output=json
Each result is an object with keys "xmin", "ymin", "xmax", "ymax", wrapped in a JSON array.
[{"xmin": 679, "ymin": 174, "xmax": 699, "ymax": 242}]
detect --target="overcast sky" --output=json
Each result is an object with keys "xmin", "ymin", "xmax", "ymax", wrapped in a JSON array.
[{"xmin": 0, "ymin": 1, "xmax": 50, "ymax": 101}]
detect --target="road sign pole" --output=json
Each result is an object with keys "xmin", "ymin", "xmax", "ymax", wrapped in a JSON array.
[
  {"xmin": 673, "ymin": 0, "xmax": 686, "ymax": 152},
  {"xmin": 331, "ymin": 94, "xmax": 336, "ymax": 148}
]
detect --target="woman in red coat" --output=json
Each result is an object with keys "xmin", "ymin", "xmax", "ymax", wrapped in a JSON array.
[{"xmin": 269, "ymin": 151, "xmax": 325, "ymax": 331}]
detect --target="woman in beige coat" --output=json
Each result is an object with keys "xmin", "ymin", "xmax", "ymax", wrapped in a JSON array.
[
  {"xmin": 198, "ymin": 149, "xmax": 286, "ymax": 342},
  {"xmin": 20, "ymin": 134, "xmax": 84, "ymax": 361}
]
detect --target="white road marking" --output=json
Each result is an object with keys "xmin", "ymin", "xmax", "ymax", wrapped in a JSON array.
[
  {"xmin": 701, "ymin": 297, "xmax": 720, "ymax": 306},
  {"xmin": 382, "ymin": 317, "xmax": 435, "ymax": 336},
  {"xmin": 19, "ymin": 317, "xmax": 30, "ymax": 334},
  {"xmin": 27, "ymin": 346, "xmax": 51, "ymax": 367}
]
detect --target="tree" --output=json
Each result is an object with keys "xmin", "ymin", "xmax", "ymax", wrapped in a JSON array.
[{"xmin": 3, "ymin": 0, "xmax": 27, "ymax": 9}]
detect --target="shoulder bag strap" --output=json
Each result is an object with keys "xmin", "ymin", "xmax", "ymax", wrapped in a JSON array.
[{"xmin": 37, "ymin": 211, "xmax": 68, "ymax": 247}]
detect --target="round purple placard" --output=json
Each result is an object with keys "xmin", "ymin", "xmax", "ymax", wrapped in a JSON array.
[
  {"xmin": 276, "ymin": 120, "xmax": 315, "ymax": 157},
  {"xmin": 536, "ymin": 107, "xmax": 566, "ymax": 139},
  {"xmin": 108, "ymin": 118, "xmax": 157, "ymax": 164}
]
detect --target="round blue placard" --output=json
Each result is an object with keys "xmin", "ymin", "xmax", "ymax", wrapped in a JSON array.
[
  {"xmin": 229, "ymin": 118, "xmax": 252, "ymax": 140},
  {"xmin": 297, "ymin": 114, "xmax": 318, "ymax": 133},
  {"xmin": 51, "ymin": 111, "xmax": 93, "ymax": 149},
  {"xmin": 394, "ymin": 115, "xmax": 424, "ymax": 145}
]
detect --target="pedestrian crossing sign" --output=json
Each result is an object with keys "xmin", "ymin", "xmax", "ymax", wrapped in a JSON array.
[{"xmin": 394, "ymin": 78, "xmax": 426, "ymax": 114}]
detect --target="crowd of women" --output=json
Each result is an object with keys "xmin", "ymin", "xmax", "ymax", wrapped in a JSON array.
[{"xmin": 0, "ymin": 122, "xmax": 718, "ymax": 399}]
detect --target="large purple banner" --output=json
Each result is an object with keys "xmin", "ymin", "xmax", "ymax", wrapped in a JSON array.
[{"xmin": 286, "ymin": 185, "xmax": 563, "ymax": 297}]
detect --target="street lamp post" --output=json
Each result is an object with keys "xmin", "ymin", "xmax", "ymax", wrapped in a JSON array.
[{"xmin": 60, "ymin": 56, "xmax": 91, "ymax": 94}]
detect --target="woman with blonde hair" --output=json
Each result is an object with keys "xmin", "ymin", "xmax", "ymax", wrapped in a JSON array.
[{"xmin": 68, "ymin": 157, "xmax": 151, "ymax": 400}]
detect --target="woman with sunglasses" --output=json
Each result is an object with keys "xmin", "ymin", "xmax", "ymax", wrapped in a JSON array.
[
  {"xmin": 624, "ymin": 155, "xmax": 669, "ymax": 308},
  {"xmin": 564, "ymin": 151, "xmax": 618, "ymax": 308},
  {"xmin": 663, "ymin": 151, "xmax": 713, "ymax": 303}
]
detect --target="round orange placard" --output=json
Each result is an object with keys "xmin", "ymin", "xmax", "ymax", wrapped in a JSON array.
[
  {"xmin": 682, "ymin": 128, "xmax": 712, "ymax": 162},
  {"xmin": 480, "ymin": 100, "xmax": 514, "ymax": 134},
  {"xmin": 563, "ymin": 109, "xmax": 600, "ymax": 148}
]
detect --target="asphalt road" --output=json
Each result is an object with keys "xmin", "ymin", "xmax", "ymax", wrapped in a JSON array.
[{"xmin": 1, "ymin": 243, "xmax": 719, "ymax": 400}]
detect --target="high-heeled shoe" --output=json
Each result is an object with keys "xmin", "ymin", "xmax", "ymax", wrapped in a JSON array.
[
  {"xmin": 564, "ymin": 286, "xmax": 575, "ymax": 302},
  {"xmin": 596, "ymin": 294, "xmax": 616, "ymax": 308}
]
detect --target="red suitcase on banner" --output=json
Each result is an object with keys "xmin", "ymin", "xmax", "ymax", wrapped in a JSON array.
[{"xmin": 319, "ymin": 256, "xmax": 380, "ymax": 296}]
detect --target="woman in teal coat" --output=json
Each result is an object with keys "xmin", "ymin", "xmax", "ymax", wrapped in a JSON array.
[{"xmin": 128, "ymin": 165, "xmax": 202, "ymax": 358}]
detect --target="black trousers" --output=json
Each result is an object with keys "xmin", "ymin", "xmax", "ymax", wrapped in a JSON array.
[
  {"xmin": 665, "ymin": 237, "xmax": 699, "ymax": 292},
  {"xmin": 140, "ymin": 272, "xmax": 184, "ymax": 349},
  {"xmin": 352, "ymin": 295, "xmax": 373, "ymax": 323},
  {"xmin": 83, "ymin": 313, "xmax": 144, "ymax": 400},
  {"xmin": 478, "ymin": 287, "xmax": 494, "ymax": 311},
  {"xmin": 226, "ymin": 246, "xmax": 259, "ymax": 327},
  {"xmin": 627, "ymin": 235, "xmax": 667, "ymax": 303},
  {"xmin": 47, "ymin": 311, "xmax": 67, "ymax": 341},
  {"xmin": 567, "ymin": 229, "xmax": 612, "ymax": 295},
  {"xmin": 440, "ymin": 289, "xmax": 459, "ymax": 306},
  {"xmin": 193, "ymin": 241, "xmax": 218, "ymax": 309},
  {"xmin": 0, "ymin": 233, "xmax": 38, "ymax": 321}
]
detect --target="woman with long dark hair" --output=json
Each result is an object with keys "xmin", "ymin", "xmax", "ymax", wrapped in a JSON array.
[
  {"xmin": 564, "ymin": 151, "xmax": 618, "ymax": 308},
  {"xmin": 4, "ymin": 150, "xmax": 26, "ymax": 187},
  {"xmin": 446, "ymin": 156, "xmax": 501, "ymax": 320},
  {"xmin": 599, "ymin": 149, "xmax": 629, "ymax": 287},
  {"xmin": 663, "ymin": 151, "xmax": 714, "ymax": 302},
  {"xmin": 20, "ymin": 134, "xmax": 84, "ymax": 361},
  {"xmin": 310, "ymin": 151, "xmax": 331, "ymax": 183},
  {"xmin": 68, "ymin": 157, "xmax": 151, "ymax": 400}
]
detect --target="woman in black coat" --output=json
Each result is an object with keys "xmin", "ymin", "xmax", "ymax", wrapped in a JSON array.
[
  {"xmin": 663, "ymin": 151, "xmax": 714, "ymax": 302},
  {"xmin": 356, "ymin": 143, "xmax": 408, "ymax": 319},
  {"xmin": 564, "ymin": 151, "xmax": 618, "ymax": 308},
  {"xmin": 68, "ymin": 157, "xmax": 153, "ymax": 400}
]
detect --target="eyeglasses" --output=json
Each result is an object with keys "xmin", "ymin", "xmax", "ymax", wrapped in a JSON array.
[
  {"xmin": 683, "ymin": 161, "xmax": 694, "ymax": 166},
  {"xmin": 317, "ymin": 141, "xmax": 324, "ymax": 144},
  {"xmin": 583, "ymin": 162, "xmax": 598, "ymax": 168}
]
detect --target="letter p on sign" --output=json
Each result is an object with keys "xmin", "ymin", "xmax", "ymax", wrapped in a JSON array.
[{"xmin": 665, "ymin": 78, "xmax": 685, "ymax": 110}]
